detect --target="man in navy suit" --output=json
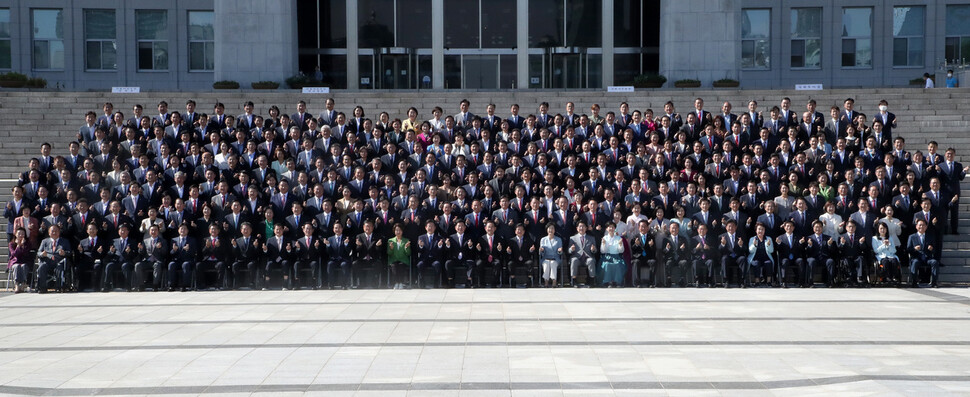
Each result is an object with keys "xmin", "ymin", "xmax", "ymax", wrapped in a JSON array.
[
  {"xmin": 168, "ymin": 224, "xmax": 198, "ymax": 291},
  {"xmin": 907, "ymin": 219, "xmax": 941, "ymax": 288},
  {"xmin": 416, "ymin": 221, "xmax": 444, "ymax": 288},
  {"xmin": 938, "ymin": 148, "xmax": 967, "ymax": 234},
  {"xmin": 805, "ymin": 221, "xmax": 835, "ymax": 288}
]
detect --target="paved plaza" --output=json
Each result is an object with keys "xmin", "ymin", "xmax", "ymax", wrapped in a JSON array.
[{"xmin": 0, "ymin": 288, "xmax": 969, "ymax": 396}]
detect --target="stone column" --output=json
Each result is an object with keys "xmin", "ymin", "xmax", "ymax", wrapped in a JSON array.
[
  {"xmin": 601, "ymin": 0, "xmax": 614, "ymax": 87},
  {"xmin": 432, "ymin": 0, "xmax": 445, "ymax": 89},
  {"xmin": 516, "ymin": 0, "xmax": 529, "ymax": 90},
  {"xmin": 213, "ymin": 0, "xmax": 298, "ymax": 85},
  {"xmin": 346, "ymin": 0, "xmax": 359, "ymax": 90}
]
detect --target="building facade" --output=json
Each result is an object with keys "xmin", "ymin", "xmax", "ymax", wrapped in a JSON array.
[{"xmin": 0, "ymin": 0, "xmax": 967, "ymax": 90}]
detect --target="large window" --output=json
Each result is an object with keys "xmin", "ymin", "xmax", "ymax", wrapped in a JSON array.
[
  {"xmin": 32, "ymin": 9, "xmax": 64, "ymax": 70},
  {"xmin": 613, "ymin": 0, "xmax": 660, "ymax": 85},
  {"xmin": 841, "ymin": 7, "xmax": 872, "ymax": 68},
  {"xmin": 135, "ymin": 10, "xmax": 168, "ymax": 71},
  {"xmin": 188, "ymin": 11, "xmax": 214, "ymax": 71},
  {"xmin": 945, "ymin": 5, "xmax": 970, "ymax": 64},
  {"xmin": 893, "ymin": 6, "xmax": 924, "ymax": 67},
  {"xmin": 528, "ymin": 0, "xmax": 601, "ymax": 48},
  {"xmin": 358, "ymin": 0, "xmax": 431, "ymax": 48},
  {"xmin": 320, "ymin": 0, "xmax": 347, "ymax": 48},
  {"xmin": 443, "ymin": 0, "xmax": 516, "ymax": 48},
  {"xmin": 790, "ymin": 8, "xmax": 821, "ymax": 69},
  {"xmin": 84, "ymin": 9, "xmax": 116, "ymax": 71},
  {"xmin": 741, "ymin": 8, "xmax": 770, "ymax": 70},
  {"xmin": 0, "ymin": 9, "xmax": 10, "ymax": 70}
]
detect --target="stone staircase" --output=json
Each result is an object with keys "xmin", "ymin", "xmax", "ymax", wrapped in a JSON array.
[{"xmin": 1, "ymin": 88, "xmax": 970, "ymax": 287}]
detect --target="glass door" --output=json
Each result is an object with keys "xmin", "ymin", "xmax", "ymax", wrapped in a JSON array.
[
  {"xmin": 542, "ymin": 47, "xmax": 596, "ymax": 89},
  {"xmin": 462, "ymin": 55, "xmax": 499, "ymax": 89},
  {"xmin": 377, "ymin": 48, "xmax": 414, "ymax": 89}
]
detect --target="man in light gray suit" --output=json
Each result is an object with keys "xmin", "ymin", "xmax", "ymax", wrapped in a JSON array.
[
  {"xmin": 568, "ymin": 221, "xmax": 597, "ymax": 287},
  {"xmin": 454, "ymin": 99, "xmax": 476, "ymax": 130},
  {"xmin": 36, "ymin": 225, "xmax": 73, "ymax": 293}
]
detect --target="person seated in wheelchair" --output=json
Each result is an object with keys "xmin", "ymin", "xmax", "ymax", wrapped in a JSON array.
[
  {"xmin": 838, "ymin": 221, "xmax": 869, "ymax": 287},
  {"xmin": 36, "ymin": 224, "xmax": 73, "ymax": 293},
  {"xmin": 872, "ymin": 221, "xmax": 901, "ymax": 284}
]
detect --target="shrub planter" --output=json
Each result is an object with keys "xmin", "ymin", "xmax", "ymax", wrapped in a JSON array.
[
  {"xmin": 24, "ymin": 77, "xmax": 47, "ymax": 89},
  {"xmin": 212, "ymin": 80, "xmax": 240, "ymax": 89},
  {"xmin": 712, "ymin": 79, "xmax": 740, "ymax": 88},
  {"xmin": 631, "ymin": 74, "xmax": 667, "ymax": 89},
  {"xmin": 251, "ymin": 81, "xmax": 280, "ymax": 90},
  {"xmin": 673, "ymin": 79, "xmax": 701, "ymax": 88},
  {"xmin": 0, "ymin": 72, "xmax": 28, "ymax": 88}
]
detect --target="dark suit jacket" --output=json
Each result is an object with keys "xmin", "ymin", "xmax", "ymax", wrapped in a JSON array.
[
  {"xmin": 416, "ymin": 233, "xmax": 445, "ymax": 262},
  {"xmin": 170, "ymin": 236, "xmax": 198, "ymax": 262}
]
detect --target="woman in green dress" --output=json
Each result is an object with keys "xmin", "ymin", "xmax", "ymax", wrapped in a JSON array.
[{"xmin": 387, "ymin": 223, "xmax": 412, "ymax": 289}]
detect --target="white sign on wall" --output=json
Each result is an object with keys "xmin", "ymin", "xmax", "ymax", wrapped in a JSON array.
[
  {"xmin": 111, "ymin": 87, "xmax": 141, "ymax": 93},
  {"xmin": 302, "ymin": 87, "xmax": 331, "ymax": 94},
  {"xmin": 607, "ymin": 86, "xmax": 635, "ymax": 93},
  {"xmin": 795, "ymin": 84, "xmax": 823, "ymax": 91}
]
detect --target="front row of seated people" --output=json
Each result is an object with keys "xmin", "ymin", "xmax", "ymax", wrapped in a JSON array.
[{"xmin": 12, "ymin": 214, "xmax": 940, "ymax": 292}]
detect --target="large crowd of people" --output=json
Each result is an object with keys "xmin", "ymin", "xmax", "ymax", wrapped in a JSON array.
[{"xmin": 4, "ymin": 95, "xmax": 965, "ymax": 293}]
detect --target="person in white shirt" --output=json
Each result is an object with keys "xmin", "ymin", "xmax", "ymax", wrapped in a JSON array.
[{"xmin": 872, "ymin": 222, "xmax": 900, "ymax": 284}]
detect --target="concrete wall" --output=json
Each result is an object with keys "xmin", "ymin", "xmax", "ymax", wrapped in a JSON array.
[
  {"xmin": 739, "ymin": 0, "xmax": 947, "ymax": 89},
  {"xmin": 213, "ymin": 0, "xmax": 298, "ymax": 86},
  {"xmin": 660, "ymin": 0, "xmax": 741, "ymax": 86},
  {"xmin": 0, "ymin": 0, "xmax": 214, "ymax": 90}
]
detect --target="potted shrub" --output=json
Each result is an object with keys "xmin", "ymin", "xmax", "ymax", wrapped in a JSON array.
[
  {"xmin": 25, "ymin": 77, "xmax": 47, "ymax": 89},
  {"xmin": 712, "ymin": 78, "xmax": 740, "ymax": 88},
  {"xmin": 251, "ymin": 81, "xmax": 280, "ymax": 89},
  {"xmin": 909, "ymin": 77, "xmax": 924, "ymax": 86},
  {"xmin": 674, "ymin": 79, "xmax": 701, "ymax": 88},
  {"xmin": 212, "ymin": 80, "xmax": 240, "ymax": 89},
  {"xmin": 631, "ymin": 74, "xmax": 667, "ymax": 88},
  {"xmin": 286, "ymin": 74, "xmax": 310, "ymax": 89},
  {"xmin": 0, "ymin": 72, "xmax": 28, "ymax": 88}
]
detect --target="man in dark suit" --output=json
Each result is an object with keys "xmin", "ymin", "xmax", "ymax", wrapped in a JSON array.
[
  {"xmin": 506, "ymin": 224, "xmax": 536, "ymax": 287},
  {"xmin": 775, "ymin": 221, "xmax": 804, "ymax": 288},
  {"xmin": 263, "ymin": 223, "xmax": 295, "ymax": 290},
  {"xmin": 719, "ymin": 220, "xmax": 747, "ymax": 288},
  {"xmin": 907, "ymin": 219, "xmax": 941, "ymax": 288},
  {"xmin": 476, "ymin": 221, "xmax": 504, "ymax": 287},
  {"xmin": 354, "ymin": 220, "xmax": 384, "ymax": 288},
  {"xmin": 938, "ymin": 148, "xmax": 967, "ymax": 234},
  {"xmin": 839, "ymin": 221, "xmax": 868, "ymax": 287},
  {"xmin": 691, "ymin": 224, "xmax": 717, "ymax": 287},
  {"xmin": 413, "ymin": 221, "xmax": 443, "ymax": 288},
  {"xmin": 231, "ymin": 222, "xmax": 260, "ymax": 290},
  {"xmin": 295, "ymin": 223, "xmax": 324, "ymax": 289},
  {"xmin": 804, "ymin": 221, "xmax": 836, "ymax": 288},
  {"xmin": 326, "ymin": 222, "xmax": 353, "ymax": 289},
  {"xmin": 445, "ymin": 221, "xmax": 477, "ymax": 287},
  {"xmin": 291, "ymin": 100, "xmax": 314, "ymax": 131},
  {"xmin": 77, "ymin": 223, "xmax": 108, "ymax": 292},
  {"xmin": 168, "ymin": 224, "xmax": 198, "ymax": 291},
  {"xmin": 661, "ymin": 223, "xmax": 691, "ymax": 287},
  {"xmin": 107, "ymin": 223, "xmax": 139, "ymax": 291},
  {"xmin": 199, "ymin": 224, "xmax": 229, "ymax": 290}
]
